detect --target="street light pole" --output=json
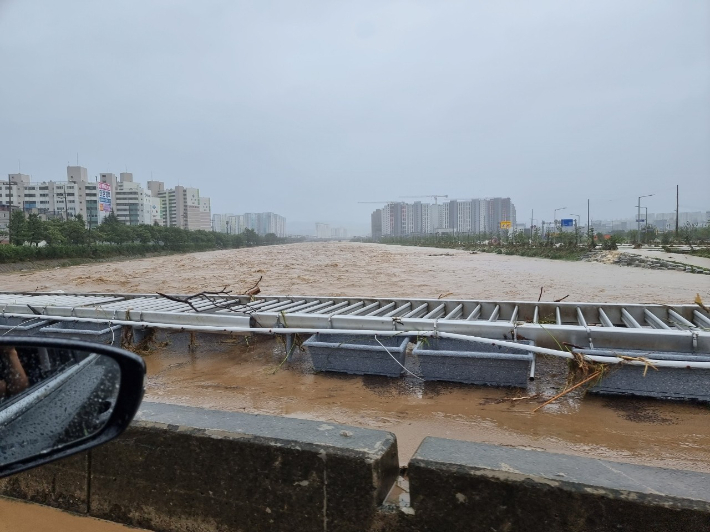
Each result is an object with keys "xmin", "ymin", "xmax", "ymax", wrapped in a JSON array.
[
  {"xmin": 569, "ymin": 213, "xmax": 581, "ymax": 246},
  {"xmin": 643, "ymin": 206, "xmax": 648, "ymax": 243},
  {"xmin": 636, "ymin": 194, "xmax": 654, "ymax": 244},
  {"xmin": 553, "ymin": 206, "xmax": 567, "ymax": 244},
  {"xmin": 6, "ymin": 176, "xmax": 11, "ymax": 244},
  {"xmin": 5, "ymin": 177, "xmax": 19, "ymax": 244}
]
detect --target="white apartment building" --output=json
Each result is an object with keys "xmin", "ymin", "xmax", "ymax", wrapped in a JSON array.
[
  {"xmin": 213, "ymin": 212, "xmax": 285, "ymax": 237},
  {"xmin": 108, "ymin": 173, "xmax": 157, "ymax": 225},
  {"xmin": 227, "ymin": 214, "xmax": 245, "ymax": 234},
  {"xmin": 259, "ymin": 212, "xmax": 285, "ymax": 237},
  {"xmin": 1, "ymin": 169, "xmax": 101, "ymax": 226},
  {"xmin": 433, "ymin": 202, "xmax": 450, "ymax": 231},
  {"xmin": 1, "ymin": 168, "xmax": 214, "ymax": 231},
  {"xmin": 315, "ymin": 222, "xmax": 330, "ymax": 239},
  {"xmin": 156, "ymin": 185, "xmax": 212, "ymax": 231},
  {"xmin": 456, "ymin": 200, "xmax": 472, "ymax": 233},
  {"xmin": 381, "ymin": 204, "xmax": 394, "ymax": 236},
  {"xmin": 212, "ymin": 213, "xmax": 227, "ymax": 233},
  {"xmin": 159, "ymin": 186, "xmax": 196, "ymax": 229},
  {"xmin": 375, "ymin": 198, "xmax": 516, "ymax": 237},
  {"xmin": 147, "ymin": 180, "xmax": 165, "ymax": 198},
  {"xmin": 199, "ymin": 197, "xmax": 212, "ymax": 231},
  {"xmin": 213, "ymin": 213, "xmax": 244, "ymax": 234}
]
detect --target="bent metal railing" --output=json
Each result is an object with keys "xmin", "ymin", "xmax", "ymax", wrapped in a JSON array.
[{"xmin": 0, "ymin": 291, "xmax": 708, "ymax": 353}]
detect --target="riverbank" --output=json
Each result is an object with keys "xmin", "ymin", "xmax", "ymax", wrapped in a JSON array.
[{"xmin": 0, "ymin": 250, "xmax": 184, "ymax": 274}]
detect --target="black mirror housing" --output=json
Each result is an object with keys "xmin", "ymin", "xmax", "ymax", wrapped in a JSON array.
[{"xmin": 0, "ymin": 336, "xmax": 145, "ymax": 478}]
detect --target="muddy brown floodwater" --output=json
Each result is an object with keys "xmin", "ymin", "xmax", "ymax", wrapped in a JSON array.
[
  {"xmin": 142, "ymin": 334, "xmax": 710, "ymax": 471},
  {"xmin": 0, "ymin": 498, "xmax": 149, "ymax": 532},
  {"xmin": 2, "ymin": 242, "xmax": 709, "ymax": 472},
  {"xmin": 4, "ymin": 242, "xmax": 709, "ymax": 303}
]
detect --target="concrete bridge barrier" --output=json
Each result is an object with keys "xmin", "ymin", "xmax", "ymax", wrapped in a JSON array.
[
  {"xmin": 405, "ymin": 437, "xmax": 710, "ymax": 532},
  {"xmin": 2, "ymin": 404, "xmax": 709, "ymax": 531},
  {"xmin": 0, "ymin": 402, "xmax": 399, "ymax": 532}
]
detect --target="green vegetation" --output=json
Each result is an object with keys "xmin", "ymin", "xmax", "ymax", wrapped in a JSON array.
[
  {"xmin": 0, "ymin": 212, "xmax": 291, "ymax": 264},
  {"xmin": 371, "ymin": 222, "xmax": 709, "ymax": 261},
  {"xmin": 377, "ymin": 231, "xmax": 588, "ymax": 261},
  {"xmin": 685, "ymin": 248, "xmax": 710, "ymax": 260}
]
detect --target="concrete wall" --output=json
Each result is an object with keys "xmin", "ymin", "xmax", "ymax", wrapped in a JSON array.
[
  {"xmin": 0, "ymin": 402, "xmax": 399, "ymax": 532},
  {"xmin": 403, "ymin": 437, "xmax": 710, "ymax": 532},
  {"xmin": 2, "ymin": 404, "xmax": 709, "ymax": 532}
]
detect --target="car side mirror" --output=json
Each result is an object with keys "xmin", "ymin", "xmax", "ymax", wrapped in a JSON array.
[{"xmin": 0, "ymin": 336, "xmax": 145, "ymax": 478}]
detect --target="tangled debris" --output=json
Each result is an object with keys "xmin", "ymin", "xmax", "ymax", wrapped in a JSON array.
[
  {"xmin": 155, "ymin": 277, "xmax": 264, "ymax": 313},
  {"xmin": 121, "ymin": 326, "xmax": 168, "ymax": 355}
]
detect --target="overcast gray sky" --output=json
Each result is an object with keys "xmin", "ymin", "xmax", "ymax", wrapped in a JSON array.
[{"xmin": 1, "ymin": 0, "xmax": 708, "ymax": 235}]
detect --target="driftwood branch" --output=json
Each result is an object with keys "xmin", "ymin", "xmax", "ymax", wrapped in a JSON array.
[{"xmin": 155, "ymin": 277, "xmax": 265, "ymax": 314}]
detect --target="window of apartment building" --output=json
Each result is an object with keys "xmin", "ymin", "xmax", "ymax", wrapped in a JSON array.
[
  {"xmin": 40, "ymin": 193, "xmax": 48, "ymax": 197},
  {"xmin": 39, "ymin": 186, "xmax": 49, "ymax": 190}
]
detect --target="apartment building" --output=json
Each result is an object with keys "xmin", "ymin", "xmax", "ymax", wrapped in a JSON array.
[
  {"xmin": 1, "ymin": 169, "xmax": 98, "ymax": 224},
  {"xmin": 259, "ymin": 212, "xmax": 285, "ymax": 237},
  {"xmin": 411, "ymin": 201, "xmax": 434, "ymax": 234},
  {"xmin": 105, "ymin": 172, "xmax": 158, "ymax": 226},
  {"xmin": 212, "ymin": 214, "xmax": 227, "ymax": 233},
  {"xmin": 156, "ymin": 185, "xmax": 213, "ymax": 230},
  {"xmin": 315, "ymin": 223, "xmax": 330, "ymax": 239},
  {"xmin": 227, "ymin": 214, "xmax": 245, "ymax": 234},
  {"xmin": 371, "ymin": 209, "xmax": 382, "ymax": 240},
  {"xmin": 212, "ymin": 212, "xmax": 286, "ymax": 237},
  {"xmin": 373, "ymin": 197, "xmax": 517, "ymax": 238},
  {"xmin": 2, "ymin": 168, "xmax": 210, "ymax": 231}
]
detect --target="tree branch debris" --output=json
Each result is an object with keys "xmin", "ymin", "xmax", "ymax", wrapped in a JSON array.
[{"xmin": 156, "ymin": 277, "xmax": 264, "ymax": 313}]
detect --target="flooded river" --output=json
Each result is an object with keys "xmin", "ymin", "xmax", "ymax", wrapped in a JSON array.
[
  {"xmin": 0, "ymin": 498, "xmax": 148, "ymax": 532},
  {"xmin": 2, "ymin": 243, "xmax": 709, "ymax": 472},
  {"xmin": 142, "ymin": 333, "xmax": 710, "ymax": 471},
  {"xmin": 4, "ymin": 242, "xmax": 708, "ymax": 303}
]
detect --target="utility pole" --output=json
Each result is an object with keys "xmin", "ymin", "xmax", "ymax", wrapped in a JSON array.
[
  {"xmin": 643, "ymin": 207, "xmax": 648, "ymax": 243},
  {"xmin": 636, "ymin": 194, "xmax": 654, "ymax": 244},
  {"xmin": 675, "ymin": 185, "xmax": 679, "ymax": 237},
  {"xmin": 570, "ymin": 213, "xmax": 581, "ymax": 246},
  {"xmin": 587, "ymin": 199, "xmax": 590, "ymax": 246},
  {"xmin": 553, "ymin": 207, "xmax": 566, "ymax": 245},
  {"xmin": 5, "ymin": 176, "xmax": 22, "ymax": 244},
  {"xmin": 7, "ymin": 175, "xmax": 11, "ymax": 244}
]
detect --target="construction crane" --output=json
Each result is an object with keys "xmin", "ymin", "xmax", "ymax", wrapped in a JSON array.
[
  {"xmin": 399, "ymin": 195, "xmax": 449, "ymax": 204},
  {"xmin": 357, "ymin": 201, "xmax": 398, "ymax": 204}
]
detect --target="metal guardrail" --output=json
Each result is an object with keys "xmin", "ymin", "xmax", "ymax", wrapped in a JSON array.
[{"xmin": 1, "ymin": 291, "xmax": 708, "ymax": 353}]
